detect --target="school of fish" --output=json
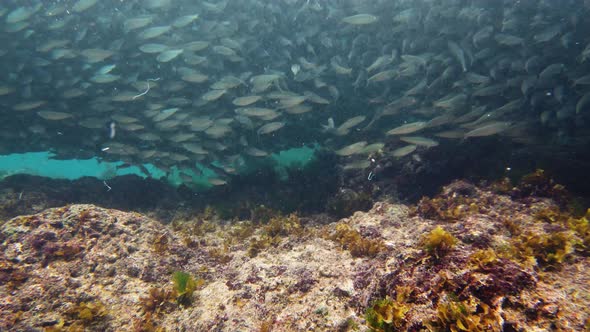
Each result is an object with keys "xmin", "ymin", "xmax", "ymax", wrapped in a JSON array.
[{"xmin": 1, "ymin": 0, "xmax": 589, "ymax": 186}]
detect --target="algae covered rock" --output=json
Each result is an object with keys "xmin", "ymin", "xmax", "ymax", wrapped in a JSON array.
[
  {"xmin": 327, "ymin": 188, "xmax": 373, "ymax": 218},
  {"xmin": 1, "ymin": 177, "xmax": 589, "ymax": 331}
]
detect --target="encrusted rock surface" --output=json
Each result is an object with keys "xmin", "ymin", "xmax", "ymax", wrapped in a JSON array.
[{"xmin": 0, "ymin": 179, "xmax": 589, "ymax": 331}]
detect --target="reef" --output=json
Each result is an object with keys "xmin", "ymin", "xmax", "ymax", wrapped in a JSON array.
[
  {"xmin": 0, "ymin": 174, "xmax": 589, "ymax": 331},
  {"xmin": 0, "ymin": 174, "xmax": 194, "ymax": 222}
]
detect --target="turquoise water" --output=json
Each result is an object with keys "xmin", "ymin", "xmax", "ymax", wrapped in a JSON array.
[
  {"xmin": 0, "ymin": 146, "xmax": 317, "ymax": 188},
  {"xmin": 0, "ymin": 152, "xmax": 151, "ymax": 180}
]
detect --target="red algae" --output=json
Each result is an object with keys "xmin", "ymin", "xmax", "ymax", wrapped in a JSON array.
[{"xmin": 0, "ymin": 177, "xmax": 588, "ymax": 331}]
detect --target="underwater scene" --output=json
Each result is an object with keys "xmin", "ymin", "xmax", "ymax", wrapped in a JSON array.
[{"xmin": 1, "ymin": 0, "xmax": 590, "ymax": 330}]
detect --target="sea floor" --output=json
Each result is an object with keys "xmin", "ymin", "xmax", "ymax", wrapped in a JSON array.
[{"xmin": 0, "ymin": 174, "xmax": 589, "ymax": 331}]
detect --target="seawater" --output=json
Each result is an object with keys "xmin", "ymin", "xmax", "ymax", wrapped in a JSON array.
[{"xmin": 0, "ymin": 146, "xmax": 316, "ymax": 188}]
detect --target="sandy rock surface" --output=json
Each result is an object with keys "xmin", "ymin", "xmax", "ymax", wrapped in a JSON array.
[{"xmin": 1, "ymin": 180, "xmax": 589, "ymax": 331}]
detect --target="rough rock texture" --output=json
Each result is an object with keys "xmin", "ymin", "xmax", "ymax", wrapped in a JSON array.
[{"xmin": 0, "ymin": 179, "xmax": 589, "ymax": 331}]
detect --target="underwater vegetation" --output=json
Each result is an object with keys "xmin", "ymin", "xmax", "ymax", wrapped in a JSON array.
[
  {"xmin": 503, "ymin": 205, "xmax": 590, "ymax": 271},
  {"xmin": 365, "ymin": 297, "xmax": 410, "ymax": 332},
  {"xmin": 513, "ymin": 169, "xmax": 570, "ymax": 203},
  {"xmin": 569, "ymin": 210, "xmax": 590, "ymax": 255},
  {"xmin": 356, "ymin": 170, "xmax": 590, "ymax": 331},
  {"xmin": 511, "ymin": 231, "xmax": 574, "ymax": 269},
  {"xmin": 425, "ymin": 295, "xmax": 502, "ymax": 332},
  {"xmin": 1, "ymin": 169, "xmax": 589, "ymax": 331},
  {"xmin": 171, "ymin": 271, "xmax": 200, "ymax": 307},
  {"xmin": 421, "ymin": 226, "xmax": 458, "ymax": 260},
  {"xmin": 529, "ymin": 206, "xmax": 590, "ymax": 257},
  {"xmin": 140, "ymin": 287, "xmax": 176, "ymax": 314},
  {"xmin": 328, "ymin": 223, "xmax": 386, "ymax": 258},
  {"xmin": 467, "ymin": 249, "xmax": 499, "ymax": 270},
  {"xmin": 365, "ymin": 286, "xmax": 412, "ymax": 332},
  {"xmin": 66, "ymin": 301, "xmax": 109, "ymax": 326},
  {"xmin": 171, "ymin": 213, "xmax": 218, "ymax": 243},
  {"xmin": 247, "ymin": 213, "xmax": 307, "ymax": 258},
  {"xmin": 263, "ymin": 213, "xmax": 304, "ymax": 238},
  {"xmin": 135, "ymin": 272, "xmax": 203, "ymax": 331},
  {"xmin": 41, "ymin": 300, "xmax": 109, "ymax": 332},
  {"xmin": 152, "ymin": 232, "xmax": 169, "ymax": 254},
  {"xmin": 412, "ymin": 182, "xmax": 482, "ymax": 222},
  {"xmin": 246, "ymin": 235, "xmax": 278, "ymax": 258}
]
